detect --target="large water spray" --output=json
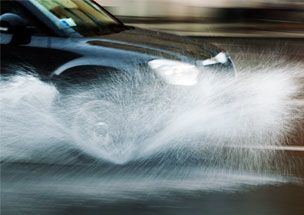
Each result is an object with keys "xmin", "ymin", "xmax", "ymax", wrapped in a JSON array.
[{"xmin": 0, "ymin": 59, "xmax": 303, "ymax": 196}]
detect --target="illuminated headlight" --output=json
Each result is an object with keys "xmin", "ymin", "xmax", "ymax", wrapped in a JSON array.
[
  {"xmin": 196, "ymin": 52, "xmax": 229, "ymax": 67},
  {"xmin": 148, "ymin": 59, "xmax": 200, "ymax": 86}
]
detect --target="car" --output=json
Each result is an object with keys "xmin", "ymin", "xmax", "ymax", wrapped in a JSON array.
[
  {"xmin": 0, "ymin": 0, "xmax": 235, "ymax": 84},
  {"xmin": 0, "ymin": 0, "xmax": 236, "ymax": 163}
]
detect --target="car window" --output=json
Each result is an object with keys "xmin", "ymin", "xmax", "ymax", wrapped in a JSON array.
[
  {"xmin": 0, "ymin": 0, "xmax": 53, "ymax": 36},
  {"xmin": 29, "ymin": 0, "xmax": 125, "ymax": 37}
]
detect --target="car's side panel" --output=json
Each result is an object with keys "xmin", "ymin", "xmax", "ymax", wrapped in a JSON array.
[{"xmin": 48, "ymin": 36, "xmax": 155, "ymax": 78}]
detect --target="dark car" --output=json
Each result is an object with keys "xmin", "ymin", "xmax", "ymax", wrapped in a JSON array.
[
  {"xmin": 0, "ymin": 0, "xmax": 237, "ymax": 163},
  {"xmin": 0, "ymin": 0, "xmax": 235, "ymax": 87}
]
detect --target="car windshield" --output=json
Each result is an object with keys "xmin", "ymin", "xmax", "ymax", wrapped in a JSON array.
[{"xmin": 29, "ymin": 0, "xmax": 125, "ymax": 36}]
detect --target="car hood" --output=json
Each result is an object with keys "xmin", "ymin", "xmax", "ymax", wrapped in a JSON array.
[{"xmin": 86, "ymin": 28, "xmax": 223, "ymax": 62}]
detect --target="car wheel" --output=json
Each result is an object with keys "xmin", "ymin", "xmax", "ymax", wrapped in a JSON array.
[{"xmin": 71, "ymin": 100, "xmax": 136, "ymax": 164}]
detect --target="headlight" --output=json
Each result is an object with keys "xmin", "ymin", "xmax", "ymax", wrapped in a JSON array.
[
  {"xmin": 148, "ymin": 59, "xmax": 200, "ymax": 86},
  {"xmin": 196, "ymin": 52, "xmax": 229, "ymax": 67}
]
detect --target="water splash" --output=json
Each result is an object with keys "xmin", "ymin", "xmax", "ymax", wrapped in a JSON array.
[{"xmin": 0, "ymin": 62, "xmax": 303, "ymax": 191}]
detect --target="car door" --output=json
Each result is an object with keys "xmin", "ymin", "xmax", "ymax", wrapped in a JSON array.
[{"xmin": 0, "ymin": 0, "xmax": 77, "ymax": 78}]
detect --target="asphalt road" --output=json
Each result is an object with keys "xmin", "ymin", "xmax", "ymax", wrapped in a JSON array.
[{"xmin": 1, "ymin": 37, "xmax": 304, "ymax": 215}]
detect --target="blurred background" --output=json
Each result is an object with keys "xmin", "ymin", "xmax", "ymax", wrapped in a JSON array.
[{"xmin": 97, "ymin": 0, "xmax": 304, "ymax": 37}]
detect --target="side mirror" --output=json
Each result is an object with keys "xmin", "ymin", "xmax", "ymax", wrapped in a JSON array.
[{"xmin": 0, "ymin": 13, "xmax": 32, "ymax": 45}]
